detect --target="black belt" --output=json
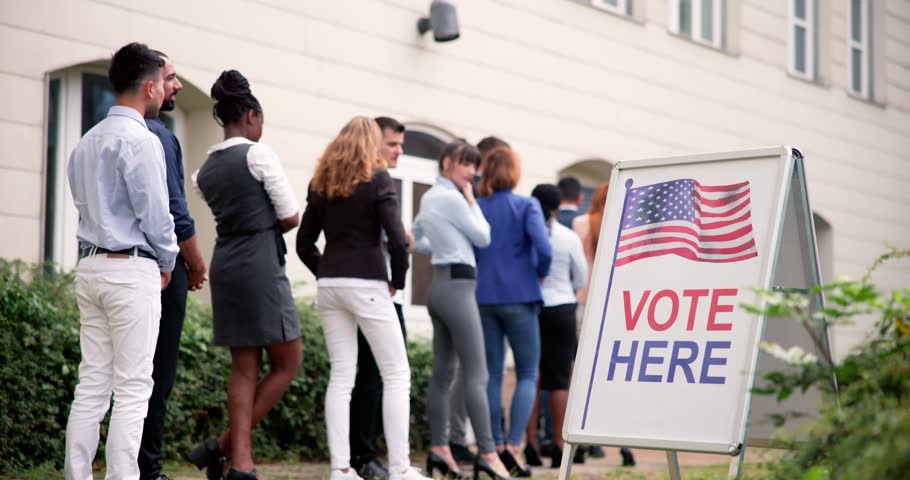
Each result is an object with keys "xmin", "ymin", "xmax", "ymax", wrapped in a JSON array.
[
  {"xmin": 79, "ymin": 245, "xmax": 157, "ymax": 261},
  {"xmin": 446, "ymin": 263, "xmax": 476, "ymax": 280}
]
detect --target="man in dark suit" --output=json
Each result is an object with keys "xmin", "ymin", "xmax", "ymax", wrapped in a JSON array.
[
  {"xmin": 556, "ymin": 176, "xmax": 584, "ymax": 229},
  {"xmin": 139, "ymin": 50, "xmax": 208, "ymax": 480}
]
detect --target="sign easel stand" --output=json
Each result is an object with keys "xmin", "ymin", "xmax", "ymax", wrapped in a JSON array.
[{"xmin": 556, "ymin": 445, "xmax": 683, "ymax": 479}]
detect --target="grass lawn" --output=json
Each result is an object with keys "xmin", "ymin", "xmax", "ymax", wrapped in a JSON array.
[{"xmin": 3, "ymin": 456, "xmax": 775, "ymax": 479}]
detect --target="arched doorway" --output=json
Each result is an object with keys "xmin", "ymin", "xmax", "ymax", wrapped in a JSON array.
[
  {"xmin": 557, "ymin": 158, "xmax": 613, "ymax": 213},
  {"xmin": 41, "ymin": 60, "xmax": 215, "ymax": 270}
]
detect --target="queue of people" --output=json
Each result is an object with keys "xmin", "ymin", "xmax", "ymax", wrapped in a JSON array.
[{"xmin": 60, "ymin": 42, "xmax": 629, "ymax": 480}]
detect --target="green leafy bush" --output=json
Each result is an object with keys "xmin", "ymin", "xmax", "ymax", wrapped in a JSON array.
[
  {"xmin": 0, "ymin": 260, "xmax": 433, "ymax": 473},
  {"xmin": 748, "ymin": 247, "xmax": 910, "ymax": 479},
  {"xmin": 0, "ymin": 261, "xmax": 81, "ymax": 472}
]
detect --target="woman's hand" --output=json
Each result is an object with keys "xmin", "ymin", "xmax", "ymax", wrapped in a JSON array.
[{"xmin": 460, "ymin": 181, "xmax": 475, "ymax": 205}]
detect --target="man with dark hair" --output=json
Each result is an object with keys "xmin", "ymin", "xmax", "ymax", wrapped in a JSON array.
[
  {"xmin": 476, "ymin": 135, "xmax": 510, "ymax": 159},
  {"xmin": 137, "ymin": 51, "xmax": 209, "ymax": 480},
  {"xmin": 64, "ymin": 42, "xmax": 178, "ymax": 480},
  {"xmin": 348, "ymin": 116, "xmax": 408, "ymax": 480},
  {"xmin": 556, "ymin": 176, "xmax": 584, "ymax": 229}
]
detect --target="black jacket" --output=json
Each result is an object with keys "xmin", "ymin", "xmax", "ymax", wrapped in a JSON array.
[{"xmin": 296, "ymin": 169, "xmax": 409, "ymax": 289}]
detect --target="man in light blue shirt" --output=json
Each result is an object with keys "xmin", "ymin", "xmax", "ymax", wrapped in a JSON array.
[{"xmin": 64, "ymin": 42, "xmax": 178, "ymax": 480}]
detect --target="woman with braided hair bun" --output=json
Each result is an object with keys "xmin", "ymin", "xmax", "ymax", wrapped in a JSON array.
[{"xmin": 188, "ymin": 70, "xmax": 303, "ymax": 480}]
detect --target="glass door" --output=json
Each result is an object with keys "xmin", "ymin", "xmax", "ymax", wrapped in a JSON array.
[{"xmin": 388, "ymin": 154, "xmax": 438, "ymax": 338}]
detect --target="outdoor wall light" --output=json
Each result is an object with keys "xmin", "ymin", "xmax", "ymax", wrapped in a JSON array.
[{"xmin": 417, "ymin": 0, "xmax": 460, "ymax": 42}]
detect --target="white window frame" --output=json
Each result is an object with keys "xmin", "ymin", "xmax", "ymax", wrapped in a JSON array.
[
  {"xmin": 387, "ymin": 154, "xmax": 439, "ymax": 339},
  {"xmin": 591, "ymin": 0, "xmax": 630, "ymax": 16},
  {"xmin": 847, "ymin": 0, "xmax": 872, "ymax": 99},
  {"xmin": 43, "ymin": 67, "xmax": 186, "ymax": 271},
  {"xmin": 668, "ymin": 0, "xmax": 725, "ymax": 49},
  {"xmin": 788, "ymin": 0, "xmax": 817, "ymax": 80}
]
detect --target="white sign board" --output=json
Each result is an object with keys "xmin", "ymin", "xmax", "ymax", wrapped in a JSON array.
[{"xmin": 563, "ymin": 147, "xmax": 821, "ymax": 466}]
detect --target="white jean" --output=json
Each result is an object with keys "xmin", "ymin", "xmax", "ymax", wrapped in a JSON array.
[
  {"xmin": 317, "ymin": 285, "xmax": 412, "ymax": 473},
  {"xmin": 64, "ymin": 255, "xmax": 161, "ymax": 480}
]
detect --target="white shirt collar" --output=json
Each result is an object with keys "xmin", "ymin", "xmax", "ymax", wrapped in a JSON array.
[
  {"xmin": 107, "ymin": 105, "xmax": 148, "ymax": 129},
  {"xmin": 207, "ymin": 136, "xmax": 254, "ymax": 155}
]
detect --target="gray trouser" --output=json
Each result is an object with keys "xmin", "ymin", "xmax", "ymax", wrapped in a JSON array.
[
  {"xmin": 427, "ymin": 266, "xmax": 495, "ymax": 453},
  {"xmin": 449, "ymin": 362, "xmax": 469, "ymax": 446}
]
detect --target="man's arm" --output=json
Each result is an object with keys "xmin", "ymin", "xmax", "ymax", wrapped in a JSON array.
[
  {"xmin": 156, "ymin": 126, "xmax": 208, "ymax": 290},
  {"xmin": 179, "ymin": 235, "xmax": 208, "ymax": 290},
  {"xmin": 122, "ymin": 138, "xmax": 178, "ymax": 276}
]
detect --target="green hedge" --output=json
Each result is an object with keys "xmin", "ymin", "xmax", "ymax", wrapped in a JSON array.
[
  {"xmin": 0, "ymin": 260, "xmax": 432, "ymax": 473},
  {"xmin": 749, "ymin": 248, "xmax": 910, "ymax": 480}
]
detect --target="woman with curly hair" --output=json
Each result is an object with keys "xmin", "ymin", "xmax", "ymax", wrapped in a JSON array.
[
  {"xmin": 296, "ymin": 117, "xmax": 428, "ymax": 480},
  {"xmin": 189, "ymin": 70, "xmax": 302, "ymax": 480}
]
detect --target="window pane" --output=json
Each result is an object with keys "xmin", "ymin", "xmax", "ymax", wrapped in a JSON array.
[
  {"xmin": 851, "ymin": 0, "xmax": 862, "ymax": 42},
  {"xmin": 44, "ymin": 78, "xmax": 61, "ymax": 267},
  {"xmin": 403, "ymin": 130, "xmax": 446, "ymax": 161},
  {"xmin": 701, "ymin": 0, "xmax": 714, "ymax": 42},
  {"xmin": 679, "ymin": 0, "xmax": 692, "ymax": 36},
  {"xmin": 601, "ymin": 0, "xmax": 619, "ymax": 6},
  {"xmin": 81, "ymin": 73, "xmax": 116, "ymax": 135},
  {"xmin": 851, "ymin": 48, "xmax": 863, "ymax": 93},
  {"xmin": 411, "ymin": 181, "xmax": 432, "ymax": 306},
  {"xmin": 794, "ymin": 26, "xmax": 807, "ymax": 73},
  {"xmin": 794, "ymin": 0, "xmax": 806, "ymax": 20}
]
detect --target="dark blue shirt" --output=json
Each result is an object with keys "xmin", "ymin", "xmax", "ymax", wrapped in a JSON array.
[
  {"xmin": 475, "ymin": 190, "xmax": 552, "ymax": 305},
  {"xmin": 147, "ymin": 117, "xmax": 195, "ymax": 242},
  {"xmin": 556, "ymin": 207, "xmax": 579, "ymax": 229}
]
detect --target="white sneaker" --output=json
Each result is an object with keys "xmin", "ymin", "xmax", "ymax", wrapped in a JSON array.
[
  {"xmin": 330, "ymin": 468, "xmax": 364, "ymax": 480},
  {"xmin": 389, "ymin": 466, "xmax": 432, "ymax": 480}
]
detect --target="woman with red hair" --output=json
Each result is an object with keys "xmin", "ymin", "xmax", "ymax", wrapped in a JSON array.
[{"xmin": 475, "ymin": 146, "xmax": 553, "ymax": 477}]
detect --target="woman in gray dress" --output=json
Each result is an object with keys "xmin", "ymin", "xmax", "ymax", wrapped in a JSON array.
[{"xmin": 188, "ymin": 70, "xmax": 302, "ymax": 480}]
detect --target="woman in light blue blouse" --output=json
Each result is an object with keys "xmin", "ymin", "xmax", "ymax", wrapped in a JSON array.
[
  {"xmin": 412, "ymin": 140, "xmax": 513, "ymax": 480},
  {"xmin": 474, "ymin": 146, "xmax": 552, "ymax": 478}
]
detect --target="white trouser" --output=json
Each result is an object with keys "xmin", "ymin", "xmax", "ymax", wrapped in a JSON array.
[
  {"xmin": 64, "ymin": 255, "xmax": 161, "ymax": 480},
  {"xmin": 317, "ymin": 285, "xmax": 412, "ymax": 473}
]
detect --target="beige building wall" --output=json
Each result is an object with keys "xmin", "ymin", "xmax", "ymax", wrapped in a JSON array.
[{"xmin": 0, "ymin": 0, "xmax": 908, "ymax": 354}]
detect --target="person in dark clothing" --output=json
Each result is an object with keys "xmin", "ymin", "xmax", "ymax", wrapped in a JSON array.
[
  {"xmin": 138, "ymin": 51, "xmax": 209, "ymax": 480},
  {"xmin": 556, "ymin": 176, "xmax": 584, "ymax": 229}
]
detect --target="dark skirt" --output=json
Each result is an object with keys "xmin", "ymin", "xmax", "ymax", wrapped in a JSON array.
[
  {"xmin": 539, "ymin": 303, "xmax": 578, "ymax": 391},
  {"xmin": 209, "ymin": 230, "xmax": 299, "ymax": 347}
]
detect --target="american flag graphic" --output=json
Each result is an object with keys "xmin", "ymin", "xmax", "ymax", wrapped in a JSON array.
[{"xmin": 615, "ymin": 179, "xmax": 758, "ymax": 267}]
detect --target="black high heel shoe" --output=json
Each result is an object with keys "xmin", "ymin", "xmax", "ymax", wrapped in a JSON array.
[
  {"xmin": 498, "ymin": 449, "xmax": 530, "ymax": 478},
  {"xmin": 427, "ymin": 451, "xmax": 465, "ymax": 478},
  {"xmin": 549, "ymin": 444, "xmax": 563, "ymax": 470},
  {"xmin": 473, "ymin": 456, "xmax": 512, "ymax": 480},
  {"xmin": 620, "ymin": 447, "xmax": 636, "ymax": 467},
  {"xmin": 188, "ymin": 438, "xmax": 226, "ymax": 480},
  {"xmin": 522, "ymin": 444, "xmax": 542, "ymax": 467},
  {"xmin": 225, "ymin": 468, "xmax": 258, "ymax": 480}
]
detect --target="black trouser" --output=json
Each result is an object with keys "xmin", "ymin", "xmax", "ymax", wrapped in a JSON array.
[
  {"xmin": 350, "ymin": 302, "xmax": 406, "ymax": 467},
  {"xmin": 138, "ymin": 256, "xmax": 188, "ymax": 479}
]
